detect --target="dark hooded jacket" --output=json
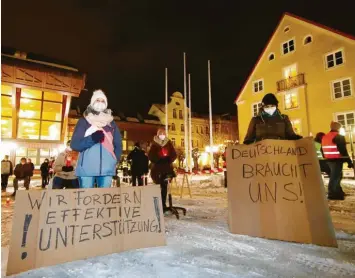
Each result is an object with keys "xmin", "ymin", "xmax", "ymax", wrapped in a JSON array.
[
  {"xmin": 148, "ymin": 136, "xmax": 177, "ymax": 184},
  {"xmin": 244, "ymin": 109, "xmax": 302, "ymax": 145}
]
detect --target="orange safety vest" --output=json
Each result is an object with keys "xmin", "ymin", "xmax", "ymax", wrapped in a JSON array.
[{"xmin": 321, "ymin": 131, "xmax": 341, "ymax": 159}]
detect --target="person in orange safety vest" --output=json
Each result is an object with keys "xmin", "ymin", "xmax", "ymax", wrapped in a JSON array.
[{"xmin": 321, "ymin": 121, "xmax": 354, "ymax": 200}]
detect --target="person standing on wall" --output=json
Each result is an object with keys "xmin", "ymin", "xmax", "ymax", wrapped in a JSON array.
[
  {"xmin": 27, "ymin": 158, "xmax": 35, "ymax": 186},
  {"xmin": 322, "ymin": 121, "xmax": 354, "ymax": 200},
  {"xmin": 243, "ymin": 93, "xmax": 302, "ymax": 144},
  {"xmin": 12, "ymin": 157, "xmax": 31, "ymax": 197},
  {"xmin": 70, "ymin": 89, "xmax": 122, "ymax": 188},
  {"xmin": 40, "ymin": 159, "xmax": 50, "ymax": 188},
  {"xmin": 1, "ymin": 155, "xmax": 13, "ymax": 192},
  {"xmin": 127, "ymin": 142, "xmax": 149, "ymax": 186},
  {"xmin": 52, "ymin": 140, "xmax": 79, "ymax": 189},
  {"xmin": 148, "ymin": 129, "xmax": 177, "ymax": 212}
]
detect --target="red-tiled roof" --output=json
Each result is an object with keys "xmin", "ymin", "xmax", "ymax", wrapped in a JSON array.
[{"xmin": 235, "ymin": 12, "xmax": 355, "ymax": 103}]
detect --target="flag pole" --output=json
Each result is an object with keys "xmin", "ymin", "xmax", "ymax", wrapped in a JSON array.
[
  {"xmin": 188, "ymin": 73, "xmax": 193, "ymax": 172},
  {"xmin": 184, "ymin": 53, "xmax": 188, "ymax": 172},
  {"xmin": 165, "ymin": 68, "xmax": 168, "ymax": 136},
  {"xmin": 208, "ymin": 60, "xmax": 214, "ymax": 170}
]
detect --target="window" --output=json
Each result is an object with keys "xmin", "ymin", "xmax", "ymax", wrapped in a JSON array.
[
  {"xmin": 181, "ymin": 138, "xmax": 185, "ymax": 147},
  {"xmin": 200, "ymin": 126, "xmax": 204, "ymax": 134},
  {"xmin": 268, "ymin": 53, "xmax": 275, "ymax": 61},
  {"xmin": 15, "ymin": 148, "xmax": 39, "ymax": 166},
  {"xmin": 284, "ymin": 91, "xmax": 299, "ymax": 110},
  {"xmin": 335, "ymin": 112, "xmax": 355, "ymax": 129},
  {"xmin": 284, "ymin": 26, "xmax": 290, "ymax": 33},
  {"xmin": 252, "ymin": 102, "xmax": 262, "ymax": 117},
  {"xmin": 179, "ymin": 110, "xmax": 183, "ymax": 119},
  {"xmin": 253, "ymin": 79, "xmax": 263, "ymax": 93},
  {"xmin": 206, "ymin": 126, "xmax": 209, "ymax": 134},
  {"xmin": 290, "ymin": 119, "xmax": 302, "ymax": 135},
  {"xmin": 196, "ymin": 126, "xmax": 199, "ymax": 133},
  {"xmin": 181, "ymin": 124, "xmax": 184, "ymax": 132},
  {"xmin": 17, "ymin": 89, "xmax": 63, "ymax": 140},
  {"xmin": 304, "ymin": 35, "xmax": 312, "ymax": 45},
  {"xmin": 1, "ymin": 85, "xmax": 13, "ymax": 138},
  {"xmin": 173, "ymin": 109, "xmax": 177, "ymax": 119},
  {"xmin": 326, "ymin": 50, "xmax": 343, "ymax": 69},
  {"xmin": 171, "ymin": 138, "xmax": 176, "ymax": 146},
  {"xmin": 282, "ymin": 39, "xmax": 295, "ymax": 55},
  {"xmin": 171, "ymin": 123, "xmax": 176, "ymax": 131},
  {"xmin": 332, "ymin": 78, "xmax": 352, "ymax": 99}
]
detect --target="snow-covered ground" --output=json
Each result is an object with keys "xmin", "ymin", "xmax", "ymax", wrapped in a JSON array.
[{"xmin": 2, "ymin": 175, "xmax": 355, "ymax": 277}]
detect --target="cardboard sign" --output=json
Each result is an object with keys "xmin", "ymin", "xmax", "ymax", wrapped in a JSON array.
[
  {"xmin": 227, "ymin": 138, "xmax": 337, "ymax": 247},
  {"xmin": 7, "ymin": 185, "xmax": 166, "ymax": 276}
]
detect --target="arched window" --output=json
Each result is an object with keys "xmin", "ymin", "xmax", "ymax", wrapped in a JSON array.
[
  {"xmin": 304, "ymin": 35, "xmax": 312, "ymax": 45},
  {"xmin": 268, "ymin": 53, "xmax": 275, "ymax": 61},
  {"xmin": 171, "ymin": 123, "xmax": 176, "ymax": 131}
]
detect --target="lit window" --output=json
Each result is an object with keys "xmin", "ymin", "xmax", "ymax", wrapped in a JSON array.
[
  {"xmin": 1, "ymin": 118, "xmax": 12, "ymax": 138},
  {"xmin": 332, "ymin": 78, "xmax": 352, "ymax": 99},
  {"xmin": 335, "ymin": 112, "xmax": 355, "ymax": 129},
  {"xmin": 252, "ymin": 102, "xmax": 262, "ymax": 117},
  {"xmin": 304, "ymin": 36, "xmax": 312, "ymax": 45},
  {"xmin": 16, "ymin": 148, "xmax": 39, "ymax": 166},
  {"xmin": 18, "ymin": 119, "xmax": 40, "ymax": 139},
  {"xmin": 253, "ymin": 79, "xmax": 264, "ymax": 93},
  {"xmin": 1, "ymin": 85, "xmax": 13, "ymax": 96},
  {"xmin": 268, "ymin": 53, "xmax": 275, "ymax": 61},
  {"xmin": 40, "ymin": 121, "xmax": 61, "ymax": 140},
  {"xmin": 284, "ymin": 91, "xmax": 299, "ymax": 110},
  {"xmin": 282, "ymin": 39, "xmax": 295, "ymax": 55},
  {"xmin": 179, "ymin": 110, "xmax": 183, "ymax": 119},
  {"xmin": 42, "ymin": 102, "xmax": 62, "ymax": 121},
  {"xmin": 20, "ymin": 98, "xmax": 42, "ymax": 119},
  {"xmin": 326, "ymin": 50, "xmax": 343, "ymax": 69},
  {"xmin": 181, "ymin": 124, "xmax": 184, "ymax": 132},
  {"xmin": 290, "ymin": 119, "xmax": 302, "ymax": 135},
  {"xmin": 21, "ymin": 89, "xmax": 42, "ymax": 99},
  {"xmin": 44, "ymin": 91, "xmax": 63, "ymax": 102},
  {"xmin": 173, "ymin": 109, "xmax": 177, "ymax": 118},
  {"xmin": 1, "ymin": 95, "xmax": 12, "ymax": 117}
]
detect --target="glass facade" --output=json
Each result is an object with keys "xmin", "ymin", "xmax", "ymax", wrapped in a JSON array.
[{"xmin": 1, "ymin": 85, "xmax": 13, "ymax": 138}]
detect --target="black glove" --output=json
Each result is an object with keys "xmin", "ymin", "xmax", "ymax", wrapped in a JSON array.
[
  {"xmin": 91, "ymin": 130, "xmax": 104, "ymax": 143},
  {"xmin": 62, "ymin": 166, "xmax": 74, "ymax": 172},
  {"xmin": 159, "ymin": 156, "xmax": 170, "ymax": 163},
  {"xmin": 348, "ymin": 162, "xmax": 354, "ymax": 169}
]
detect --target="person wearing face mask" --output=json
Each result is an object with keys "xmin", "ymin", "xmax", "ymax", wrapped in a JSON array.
[
  {"xmin": 70, "ymin": 89, "xmax": 122, "ymax": 188},
  {"xmin": 52, "ymin": 140, "xmax": 79, "ymax": 189},
  {"xmin": 243, "ymin": 93, "xmax": 302, "ymax": 144},
  {"xmin": 148, "ymin": 129, "xmax": 177, "ymax": 212}
]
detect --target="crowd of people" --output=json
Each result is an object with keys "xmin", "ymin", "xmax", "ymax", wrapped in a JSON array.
[{"xmin": 1, "ymin": 91, "xmax": 353, "ymax": 208}]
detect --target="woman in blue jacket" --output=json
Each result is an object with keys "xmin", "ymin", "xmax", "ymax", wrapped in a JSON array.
[{"xmin": 71, "ymin": 90, "xmax": 122, "ymax": 188}]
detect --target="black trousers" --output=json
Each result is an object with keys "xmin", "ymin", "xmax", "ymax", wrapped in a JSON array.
[
  {"xmin": 1, "ymin": 174, "xmax": 10, "ymax": 190},
  {"xmin": 132, "ymin": 174, "xmax": 143, "ymax": 186},
  {"xmin": 159, "ymin": 174, "xmax": 169, "ymax": 210},
  {"xmin": 42, "ymin": 175, "xmax": 49, "ymax": 188},
  {"xmin": 327, "ymin": 161, "xmax": 344, "ymax": 198}
]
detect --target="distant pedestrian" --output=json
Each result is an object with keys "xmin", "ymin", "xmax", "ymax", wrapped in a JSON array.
[
  {"xmin": 148, "ymin": 129, "xmax": 177, "ymax": 212},
  {"xmin": 1, "ymin": 155, "xmax": 13, "ymax": 192},
  {"xmin": 27, "ymin": 158, "xmax": 35, "ymax": 185},
  {"xmin": 12, "ymin": 157, "xmax": 31, "ymax": 197},
  {"xmin": 70, "ymin": 89, "xmax": 122, "ymax": 188},
  {"xmin": 40, "ymin": 159, "xmax": 50, "ymax": 188},
  {"xmin": 322, "ymin": 121, "xmax": 354, "ymax": 200},
  {"xmin": 128, "ymin": 142, "xmax": 149, "ymax": 186},
  {"xmin": 49, "ymin": 157, "xmax": 55, "ymax": 179}
]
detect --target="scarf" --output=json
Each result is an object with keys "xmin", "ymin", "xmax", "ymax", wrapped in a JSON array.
[
  {"xmin": 83, "ymin": 105, "xmax": 114, "ymax": 128},
  {"xmin": 153, "ymin": 136, "xmax": 169, "ymax": 147}
]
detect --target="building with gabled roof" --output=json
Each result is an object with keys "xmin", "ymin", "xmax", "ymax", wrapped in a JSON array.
[{"xmin": 235, "ymin": 12, "xmax": 355, "ymax": 146}]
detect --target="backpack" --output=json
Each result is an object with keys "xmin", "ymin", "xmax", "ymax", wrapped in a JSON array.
[{"xmin": 1, "ymin": 161, "xmax": 11, "ymax": 174}]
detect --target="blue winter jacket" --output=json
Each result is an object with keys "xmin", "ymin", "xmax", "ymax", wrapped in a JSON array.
[{"xmin": 70, "ymin": 118, "xmax": 122, "ymax": 177}]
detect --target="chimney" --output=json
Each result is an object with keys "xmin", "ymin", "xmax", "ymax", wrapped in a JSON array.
[{"xmin": 14, "ymin": 51, "xmax": 27, "ymax": 59}]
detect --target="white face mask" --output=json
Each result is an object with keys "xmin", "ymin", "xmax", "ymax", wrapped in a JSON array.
[
  {"xmin": 158, "ymin": 135, "xmax": 166, "ymax": 141},
  {"xmin": 264, "ymin": 107, "xmax": 277, "ymax": 115},
  {"xmin": 92, "ymin": 101, "xmax": 107, "ymax": 112}
]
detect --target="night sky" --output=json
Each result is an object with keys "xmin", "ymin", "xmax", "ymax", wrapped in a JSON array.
[{"xmin": 2, "ymin": 0, "xmax": 355, "ymax": 116}]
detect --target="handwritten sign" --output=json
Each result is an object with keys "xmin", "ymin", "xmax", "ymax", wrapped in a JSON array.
[
  {"xmin": 7, "ymin": 186, "xmax": 166, "ymax": 276},
  {"xmin": 226, "ymin": 138, "xmax": 337, "ymax": 247}
]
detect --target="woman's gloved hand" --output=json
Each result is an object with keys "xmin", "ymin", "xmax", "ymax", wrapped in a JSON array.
[{"xmin": 91, "ymin": 130, "xmax": 104, "ymax": 143}]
